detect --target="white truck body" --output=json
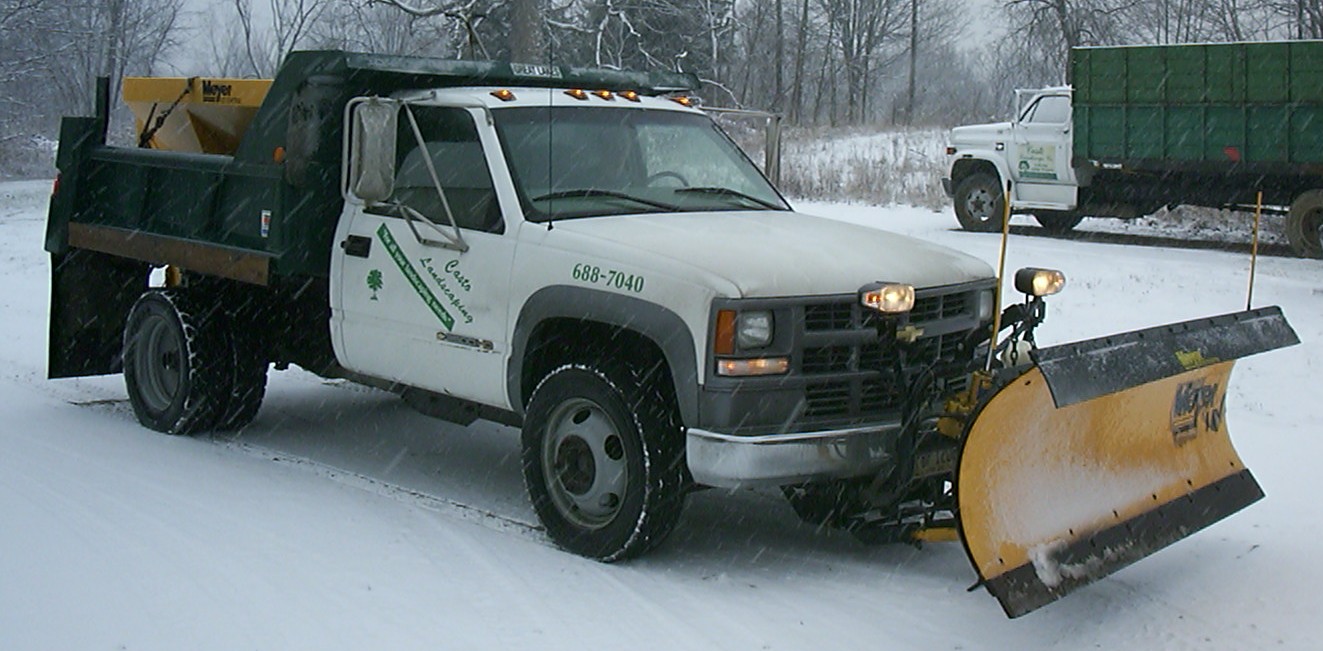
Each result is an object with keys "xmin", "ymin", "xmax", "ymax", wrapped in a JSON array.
[{"xmin": 329, "ymin": 88, "xmax": 996, "ymax": 488}]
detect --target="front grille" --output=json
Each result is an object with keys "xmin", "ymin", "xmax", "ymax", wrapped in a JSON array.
[{"xmin": 798, "ymin": 284, "xmax": 984, "ymax": 423}]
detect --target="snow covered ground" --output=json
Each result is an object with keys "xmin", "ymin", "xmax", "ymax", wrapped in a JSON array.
[{"xmin": 2, "ymin": 178, "xmax": 1321, "ymax": 650}]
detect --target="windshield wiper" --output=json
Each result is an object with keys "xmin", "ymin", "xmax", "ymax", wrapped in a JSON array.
[
  {"xmin": 673, "ymin": 186, "xmax": 784, "ymax": 210},
  {"xmin": 532, "ymin": 189, "xmax": 680, "ymax": 212}
]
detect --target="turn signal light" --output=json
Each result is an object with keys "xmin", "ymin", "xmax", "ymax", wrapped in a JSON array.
[{"xmin": 717, "ymin": 358, "xmax": 790, "ymax": 377}]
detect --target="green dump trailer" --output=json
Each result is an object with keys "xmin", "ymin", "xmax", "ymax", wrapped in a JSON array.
[{"xmin": 1071, "ymin": 40, "xmax": 1323, "ymax": 254}]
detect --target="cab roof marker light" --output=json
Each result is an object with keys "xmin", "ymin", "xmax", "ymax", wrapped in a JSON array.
[
  {"xmin": 620, "ymin": 90, "xmax": 641, "ymax": 102},
  {"xmin": 669, "ymin": 96, "xmax": 694, "ymax": 107},
  {"xmin": 565, "ymin": 89, "xmax": 589, "ymax": 100},
  {"xmin": 491, "ymin": 89, "xmax": 517, "ymax": 102},
  {"xmin": 593, "ymin": 90, "xmax": 615, "ymax": 100}
]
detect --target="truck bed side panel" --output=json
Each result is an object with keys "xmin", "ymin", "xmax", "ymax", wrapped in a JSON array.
[{"xmin": 1072, "ymin": 41, "xmax": 1323, "ymax": 170}]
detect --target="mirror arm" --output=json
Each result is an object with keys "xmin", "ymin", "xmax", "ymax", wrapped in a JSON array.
[{"xmin": 401, "ymin": 102, "xmax": 469, "ymax": 253}]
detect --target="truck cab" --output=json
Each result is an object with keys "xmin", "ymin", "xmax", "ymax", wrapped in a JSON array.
[{"xmin": 944, "ymin": 87, "xmax": 1087, "ymax": 233}]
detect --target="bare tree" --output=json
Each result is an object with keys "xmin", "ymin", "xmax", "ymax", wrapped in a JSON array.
[{"xmin": 232, "ymin": 0, "xmax": 329, "ymax": 77}]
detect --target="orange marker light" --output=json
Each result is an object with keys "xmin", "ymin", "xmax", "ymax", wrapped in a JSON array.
[
  {"xmin": 619, "ymin": 90, "xmax": 641, "ymax": 102},
  {"xmin": 593, "ymin": 90, "xmax": 614, "ymax": 100},
  {"xmin": 565, "ymin": 89, "xmax": 589, "ymax": 100},
  {"xmin": 491, "ymin": 89, "xmax": 517, "ymax": 102},
  {"xmin": 714, "ymin": 310, "xmax": 736, "ymax": 355},
  {"xmin": 669, "ymin": 96, "xmax": 693, "ymax": 107},
  {"xmin": 273, "ymin": 146, "xmax": 286, "ymax": 163}
]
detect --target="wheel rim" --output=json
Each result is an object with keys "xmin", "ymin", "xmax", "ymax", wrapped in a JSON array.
[
  {"xmin": 134, "ymin": 312, "xmax": 184, "ymax": 413},
  {"xmin": 541, "ymin": 397, "xmax": 629, "ymax": 529},
  {"xmin": 964, "ymin": 186, "xmax": 998, "ymax": 224}
]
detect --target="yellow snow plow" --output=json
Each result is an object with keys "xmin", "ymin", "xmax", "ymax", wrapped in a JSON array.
[
  {"xmin": 954, "ymin": 306, "xmax": 1296, "ymax": 617},
  {"xmin": 829, "ymin": 272, "xmax": 1297, "ymax": 618}
]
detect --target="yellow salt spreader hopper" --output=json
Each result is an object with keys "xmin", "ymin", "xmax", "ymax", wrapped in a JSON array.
[{"xmin": 122, "ymin": 76, "xmax": 271, "ymax": 154}]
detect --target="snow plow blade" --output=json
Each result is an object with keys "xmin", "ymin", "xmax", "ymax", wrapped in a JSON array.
[{"xmin": 957, "ymin": 307, "xmax": 1297, "ymax": 618}]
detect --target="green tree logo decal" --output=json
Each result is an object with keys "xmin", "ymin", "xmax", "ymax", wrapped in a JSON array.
[{"xmin": 367, "ymin": 269, "xmax": 383, "ymax": 300}]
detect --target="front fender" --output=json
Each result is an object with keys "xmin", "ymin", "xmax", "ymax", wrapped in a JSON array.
[{"xmin": 508, "ymin": 285, "xmax": 700, "ymax": 425}]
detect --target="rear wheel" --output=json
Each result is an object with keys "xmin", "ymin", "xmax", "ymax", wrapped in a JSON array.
[
  {"xmin": 123, "ymin": 291, "xmax": 231, "ymax": 435},
  {"xmin": 953, "ymin": 172, "xmax": 1004, "ymax": 232},
  {"xmin": 215, "ymin": 327, "xmax": 267, "ymax": 431},
  {"xmin": 521, "ymin": 364, "xmax": 687, "ymax": 561},
  {"xmin": 1033, "ymin": 211, "xmax": 1084, "ymax": 234},
  {"xmin": 1287, "ymin": 190, "xmax": 1323, "ymax": 259}
]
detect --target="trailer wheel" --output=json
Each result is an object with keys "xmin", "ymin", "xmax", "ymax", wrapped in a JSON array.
[
  {"xmin": 954, "ymin": 172, "xmax": 1004, "ymax": 232},
  {"xmin": 521, "ymin": 363, "xmax": 687, "ymax": 561},
  {"xmin": 1033, "ymin": 211, "xmax": 1084, "ymax": 234},
  {"xmin": 123, "ymin": 290, "xmax": 231, "ymax": 435},
  {"xmin": 1287, "ymin": 190, "xmax": 1323, "ymax": 259}
]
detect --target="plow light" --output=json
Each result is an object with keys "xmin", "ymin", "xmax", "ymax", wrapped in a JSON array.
[
  {"xmin": 861, "ymin": 283, "xmax": 915, "ymax": 314},
  {"xmin": 1015, "ymin": 267, "xmax": 1066, "ymax": 297}
]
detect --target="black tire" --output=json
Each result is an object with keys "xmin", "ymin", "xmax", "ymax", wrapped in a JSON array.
[
  {"xmin": 1287, "ymin": 190, "xmax": 1323, "ymax": 259},
  {"xmin": 782, "ymin": 480, "xmax": 871, "ymax": 530},
  {"xmin": 1033, "ymin": 211, "xmax": 1084, "ymax": 234},
  {"xmin": 123, "ymin": 290, "xmax": 232, "ymax": 435},
  {"xmin": 953, "ymin": 172, "xmax": 1005, "ymax": 232},
  {"xmin": 521, "ymin": 363, "xmax": 687, "ymax": 561},
  {"xmin": 214, "ymin": 327, "xmax": 267, "ymax": 431}
]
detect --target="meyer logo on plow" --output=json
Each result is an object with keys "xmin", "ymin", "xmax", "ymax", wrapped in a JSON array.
[{"xmin": 1170, "ymin": 377, "xmax": 1224, "ymax": 444}]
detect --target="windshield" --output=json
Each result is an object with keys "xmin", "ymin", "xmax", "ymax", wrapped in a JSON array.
[{"xmin": 492, "ymin": 107, "xmax": 788, "ymax": 221}]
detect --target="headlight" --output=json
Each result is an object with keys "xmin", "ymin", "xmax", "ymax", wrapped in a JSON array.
[
  {"xmin": 860, "ymin": 283, "xmax": 915, "ymax": 314},
  {"xmin": 736, "ymin": 310, "xmax": 773, "ymax": 349},
  {"xmin": 1014, "ymin": 267, "xmax": 1066, "ymax": 297},
  {"xmin": 976, "ymin": 289, "xmax": 995, "ymax": 322}
]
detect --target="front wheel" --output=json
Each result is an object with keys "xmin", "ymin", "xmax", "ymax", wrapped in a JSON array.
[
  {"xmin": 953, "ymin": 172, "xmax": 1005, "ymax": 232},
  {"xmin": 521, "ymin": 364, "xmax": 686, "ymax": 561},
  {"xmin": 1287, "ymin": 190, "xmax": 1323, "ymax": 259}
]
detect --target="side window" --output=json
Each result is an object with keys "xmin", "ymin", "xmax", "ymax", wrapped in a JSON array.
[
  {"xmin": 1023, "ymin": 95, "xmax": 1071, "ymax": 125},
  {"xmin": 392, "ymin": 107, "xmax": 503, "ymax": 233}
]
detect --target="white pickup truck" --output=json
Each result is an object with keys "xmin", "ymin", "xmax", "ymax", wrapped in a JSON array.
[{"xmin": 47, "ymin": 52, "xmax": 1003, "ymax": 563}]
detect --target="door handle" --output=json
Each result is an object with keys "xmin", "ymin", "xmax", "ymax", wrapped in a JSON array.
[{"xmin": 341, "ymin": 235, "xmax": 372, "ymax": 258}]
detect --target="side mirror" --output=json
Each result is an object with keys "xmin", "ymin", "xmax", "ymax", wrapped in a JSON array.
[{"xmin": 345, "ymin": 98, "xmax": 398, "ymax": 203}]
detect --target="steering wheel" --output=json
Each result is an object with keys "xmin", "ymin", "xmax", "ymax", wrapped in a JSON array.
[{"xmin": 645, "ymin": 171, "xmax": 689, "ymax": 187}]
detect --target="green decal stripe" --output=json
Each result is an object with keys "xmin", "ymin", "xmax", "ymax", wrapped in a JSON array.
[{"xmin": 376, "ymin": 223, "xmax": 455, "ymax": 330}]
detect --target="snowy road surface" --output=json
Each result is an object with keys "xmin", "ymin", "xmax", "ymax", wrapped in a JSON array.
[{"xmin": 3, "ymin": 179, "xmax": 1320, "ymax": 650}]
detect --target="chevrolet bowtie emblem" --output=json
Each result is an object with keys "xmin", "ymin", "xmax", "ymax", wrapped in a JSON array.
[{"xmin": 896, "ymin": 324, "xmax": 925, "ymax": 344}]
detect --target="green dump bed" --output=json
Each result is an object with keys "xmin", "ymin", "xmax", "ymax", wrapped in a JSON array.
[{"xmin": 1071, "ymin": 41, "xmax": 1323, "ymax": 170}]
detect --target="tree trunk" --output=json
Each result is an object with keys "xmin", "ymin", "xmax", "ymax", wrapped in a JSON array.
[{"xmin": 510, "ymin": 0, "xmax": 544, "ymax": 61}]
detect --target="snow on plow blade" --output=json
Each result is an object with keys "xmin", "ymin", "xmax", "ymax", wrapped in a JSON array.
[{"xmin": 957, "ymin": 307, "xmax": 1298, "ymax": 618}]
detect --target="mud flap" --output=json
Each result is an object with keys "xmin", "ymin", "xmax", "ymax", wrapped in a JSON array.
[{"xmin": 957, "ymin": 307, "xmax": 1297, "ymax": 618}]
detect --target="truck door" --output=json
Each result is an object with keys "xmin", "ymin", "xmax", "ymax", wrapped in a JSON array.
[
  {"xmin": 1010, "ymin": 93, "xmax": 1077, "ymax": 208},
  {"xmin": 331, "ymin": 106, "xmax": 516, "ymax": 408}
]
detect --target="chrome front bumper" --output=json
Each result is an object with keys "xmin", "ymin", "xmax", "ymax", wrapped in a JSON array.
[{"xmin": 686, "ymin": 421, "xmax": 900, "ymax": 488}]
